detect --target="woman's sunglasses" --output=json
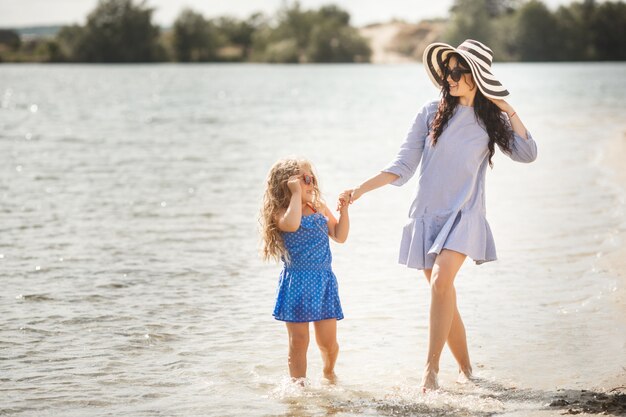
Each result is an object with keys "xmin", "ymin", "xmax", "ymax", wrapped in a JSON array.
[
  {"xmin": 445, "ymin": 67, "xmax": 472, "ymax": 82},
  {"xmin": 302, "ymin": 173, "xmax": 316, "ymax": 185}
]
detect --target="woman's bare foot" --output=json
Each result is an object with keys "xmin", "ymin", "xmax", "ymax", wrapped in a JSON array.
[
  {"xmin": 421, "ymin": 369, "xmax": 439, "ymax": 392},
  {"xmin": 323, "ymin": 371, "xmax": 337, "ymax": 384},
  {"xmin": 455, "ymin": 365, "xmax": 473, "ymax": 384},
  {"xmin": 456, "ymin": 370, "xmax": 473, "ymax": 384}
]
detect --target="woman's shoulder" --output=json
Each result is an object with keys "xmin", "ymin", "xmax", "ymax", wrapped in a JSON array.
[
  {"xmin": 415, "ymin": 99, "xmax": 439, "ymax": 118},
  {"xmin": 423, "ymin": 99, "xmax": 440, "ymax": 112},
  {"xmin": 413, "ymin": 99, "xmax": 440, "ymax": 125}
]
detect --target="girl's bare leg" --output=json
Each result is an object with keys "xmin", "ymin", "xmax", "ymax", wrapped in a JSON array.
[
  {"xmin": 423, "ymin": 269, "xmax": 473, "ymax": 381},
  {"xmin": 422, "ymin": 249, "xmax": 467, "ymax": 391},
  {"xmin": 313, "ymin": 319, "xmax": 339, "ymax": 382},
  {"xmin": 286, "ymin": 322, "xmax": 310, "ymax": 380}
]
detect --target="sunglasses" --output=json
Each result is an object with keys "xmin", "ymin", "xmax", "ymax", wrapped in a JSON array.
[
  {"xmin": 445, "ymin": 66, "xmax": 472, "ymax": 82},
  {"xmin": 302, "ymin": 173, "xmax": 316, "ymax": 185}
]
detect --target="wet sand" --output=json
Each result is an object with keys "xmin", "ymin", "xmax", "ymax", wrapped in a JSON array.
[{"xmin": 548, "ymin": 388, "xmax": 626, "ymax": 415}]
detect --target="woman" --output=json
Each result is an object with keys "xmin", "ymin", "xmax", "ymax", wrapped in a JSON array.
[{"xmin": 348, "ymin": 40, "xmax": 537, "ymax": 391}]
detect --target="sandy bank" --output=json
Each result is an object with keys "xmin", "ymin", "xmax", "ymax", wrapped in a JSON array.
[{"xmin": 359, "ymin": 21, "xmax": 445, "ymax": 64}]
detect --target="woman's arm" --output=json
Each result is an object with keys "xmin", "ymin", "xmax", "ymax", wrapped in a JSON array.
[
  {"xmin": 350, "ymin": 171, "xmax": 399, "ymax": 203},
  {"xmin": 493, "ymin": 99, "xmax": 528, "ymax": 140},
  {"xmin": 508, "ymin": 111, "xmax": 528, "ymax": 141},
  {"xmin": 489, "ymin": 99, "xmax": 537, "ymax": 163},
  {"xmin": 348, "ymin": 102, "xmax": 434, "ymax": 203}
]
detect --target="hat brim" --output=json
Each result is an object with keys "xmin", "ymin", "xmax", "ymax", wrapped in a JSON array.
[{"xmin": 422, "ymin": 43, "xmax": 510, "ymax": 99}]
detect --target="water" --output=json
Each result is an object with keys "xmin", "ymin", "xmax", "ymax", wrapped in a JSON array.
[{"xmin": 1, "ymin": 63, "xmax": 625, "ymax": 416}]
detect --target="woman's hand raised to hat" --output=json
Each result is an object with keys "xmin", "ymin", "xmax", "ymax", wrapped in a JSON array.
[
  {"xmin": 487, "ymin": 97, "xmax": 514, "ymax": 116},
  {"xmin": 490, "ymin": 98, "xmax": 528, "ymax": 139}
]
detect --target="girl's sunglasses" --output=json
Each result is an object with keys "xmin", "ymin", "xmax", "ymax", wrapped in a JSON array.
[
  {"xmin": 445, "ymin": 67, "xmax": 472, "ymax": 82},
  {"xmin": 302, "ymin": 173, "xmax": 316, "ymax": 185}
]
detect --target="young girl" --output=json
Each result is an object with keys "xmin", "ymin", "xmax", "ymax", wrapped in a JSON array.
[{"xmin": 261, "ymin": 157, "xmax": 351, "ymax": 383}]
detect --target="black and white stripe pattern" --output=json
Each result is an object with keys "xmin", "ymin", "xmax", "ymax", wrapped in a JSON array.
[{"xmin": 423, "ymin": 39, "xmax": 509, "ymax": 99}]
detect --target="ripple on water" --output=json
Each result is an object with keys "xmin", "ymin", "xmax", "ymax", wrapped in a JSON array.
[
  {"xmin": 15, "ymin": 293, "xmax": 55, "ymax": 302},
  {"xmin": 1, "ymin": 63, "xmax": 625, "ymax": 417},
  {"xmin": 96, "ymin": 282, "xmax": 132, "ymax": 289}
]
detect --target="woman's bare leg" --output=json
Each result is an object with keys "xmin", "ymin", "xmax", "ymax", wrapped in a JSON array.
[
  {"xmin": 423, "ymin": 269, "xmax": 473, "ymax": 381},
  {"xmin": 313, "ymin": 319, "xmax": 339, "ymax": 382},
  {"xmin": 286, "ymin": 322, "xmax": 310, "ymax": 380},
  {"xmin": 422, "ymin": 249, "xmax": 467, "ymax": 391}
]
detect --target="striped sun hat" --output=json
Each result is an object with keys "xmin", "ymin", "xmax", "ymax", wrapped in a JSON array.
[{"xmin": 422, "ymin": 39, "xmax": 509, "ymax": 99}]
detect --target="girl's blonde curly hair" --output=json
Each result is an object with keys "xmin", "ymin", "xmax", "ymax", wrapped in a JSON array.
[{"xmin": 260, "ymin": 157, "xmax": 323, "ymax": 262}]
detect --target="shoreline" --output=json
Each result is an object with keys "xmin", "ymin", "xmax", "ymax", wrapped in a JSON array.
[
  {"xmin": 597, "ymin": 127, "xmax": 626, "ymax": 395},
  {"xmin": 601, "ymin": 127, "xmax": 626, "ymax": 310}
]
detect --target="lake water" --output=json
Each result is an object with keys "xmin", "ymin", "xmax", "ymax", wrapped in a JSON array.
[{"xmin": 1, "ymin": 63, "xmax": 625, "ymax": 416}]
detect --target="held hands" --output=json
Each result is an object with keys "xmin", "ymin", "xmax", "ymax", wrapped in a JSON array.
[
  {"xmin": 336, "ymin": 190, "xmax": 352, "ymax": 212},
  {"xmin": 334, "ymin": 188, "xmax": 362, "ymax": 211},
  {"xmin": 349, "ymin": 187, "xmax": 363, "ymax": 203}
]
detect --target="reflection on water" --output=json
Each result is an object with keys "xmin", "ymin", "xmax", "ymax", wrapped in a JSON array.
[{"xmin": 0, "ymin": 63, "xmax": 625, "ymax": 416}]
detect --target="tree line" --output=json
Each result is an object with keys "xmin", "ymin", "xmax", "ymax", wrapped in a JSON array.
[
  {"xmin": 446, "ymin": 0, "xmax": 625, "ymax": 61},
  {"xmin": 0, "ymin": 0, "xmax": 624, "ymax": 63},
  {"xmin": 0, "ymin": 0, "xmax": 370, "ymax": 63}
]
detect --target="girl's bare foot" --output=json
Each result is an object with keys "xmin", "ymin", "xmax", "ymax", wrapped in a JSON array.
[
  {"xmin": 291, "ymin": 377, "xmax": 306, "ymax": 387},
  {"xmin": 421, "ymin": 369, "xmax": 439, "ymax": 392}
]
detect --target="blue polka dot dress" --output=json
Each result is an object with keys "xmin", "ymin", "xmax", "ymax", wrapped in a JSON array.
[{"xmin": 272, "ymin": 212, "xmax": 344, "ymax": 323}]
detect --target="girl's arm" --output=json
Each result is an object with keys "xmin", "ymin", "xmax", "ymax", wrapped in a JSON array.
[
  {"xmin": 324, "ymin": 196, "xmax": 349, "ymax": 243},
  {"xmin": 350, "ymin": 171, "xmax": 399, "ymax": 203},
  {"xmin": 276, "ymin": 177, "xmax": 303, "ymax": 232}
]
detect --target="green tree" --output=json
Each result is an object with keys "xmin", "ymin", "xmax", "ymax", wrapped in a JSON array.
[
  {"xmin": 212, "ymin": 13, "xmax": 267, "ymax": 60},
  {"xmin": 0, "ymin": 30, "xmax": 21, "ymax": 50},
  {"xmin": 445, "ymin": 0, "xmax": 493, "ymax": 47},
  {"xmin": 34, "ymin": 40, "xmax": 66, "ymax": 62},
  {"xmin": 306, "ymin": 23, "xmax": 370, "ymax": 62},
  {"xmin": 484, "ymin": 0, "xmax": 522, "ymax": 17},
  {"xmin": 56, "ymin": 25, "xmax": 86, "ymax": 61},
  {"xmin": 317, "ymin": 5, "xmax": 351, "ymax": 25},
  {"xmin": 76, "ymin": 0, "xmax": 162, "ymax": 62},
  {"xmin": 264, "ymin": 38, "xmax": 300, "ymax": 63},
  {"xmin": 306, "ymin": 5, "xmax": 368, "ymax": 62},
  {"xmin": 252, "ymin": 2, "xmax": 369, "ymax": 63},
  {"xmin": 589, "ymin": 1, "xmax": 626, "ymax": 60},
  {"xmin": 553, "ymin": 6, "xmax": 585, "ymax": 60},
  {"xmin": 273, "ymin": 1, "xmax": 317, "ymax": 60},
  {"xmin": 172, "ymin": 9, "xmax": 221, "ymax": 62},
  {"xmin": 514, "ymin": 0, "xmax": 560, "ymax": 61}
]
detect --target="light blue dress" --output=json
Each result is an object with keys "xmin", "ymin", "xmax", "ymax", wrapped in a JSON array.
[
  {"xmin": 273, "ymin": 213, "xmax": 344, "ymax": 322},
  {"xmin": 383, "ymin": 100, "xmax": 537, "ymax": 270}
]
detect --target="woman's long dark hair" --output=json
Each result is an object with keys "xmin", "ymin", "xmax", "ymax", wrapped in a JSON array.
[{"xmin": 430, "ymin": 53, "xmax": 512, "ymax": 167}]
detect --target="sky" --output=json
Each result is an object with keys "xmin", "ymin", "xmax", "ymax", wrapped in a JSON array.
[{"xmin": 0, "ymin": 0, "xmax": 576, "ymax": 28}]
